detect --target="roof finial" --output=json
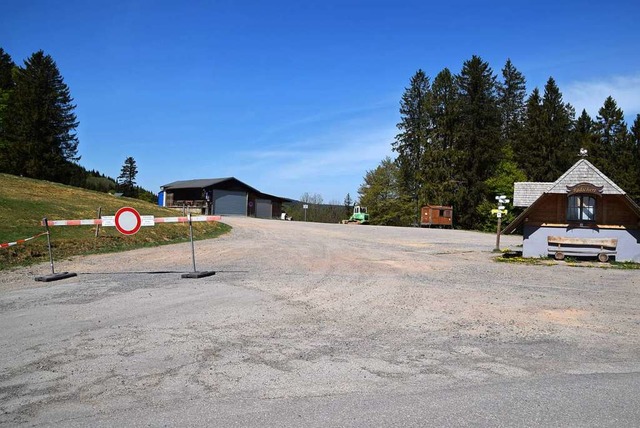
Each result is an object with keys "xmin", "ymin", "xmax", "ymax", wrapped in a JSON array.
[{"xmin": 579, "ymin": 148, "xmax": 588, "ymax": 157}]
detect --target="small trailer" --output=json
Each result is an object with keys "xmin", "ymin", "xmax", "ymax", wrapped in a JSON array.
[{"xmin": 420, "ymin": 205, "xmax": 453, "ymax": 228}]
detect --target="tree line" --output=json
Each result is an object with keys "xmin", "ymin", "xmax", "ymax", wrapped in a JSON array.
[
  {"xmin": 282, "ymin": 192, "xmax": 354, "ymax": 223},
  {"xmin": 0, "ymin": 48, "xmax": 156, "ymax": 202},
  {"xmin": 358, "ymin": 55, "xmax": 640, "ymax": 230}
]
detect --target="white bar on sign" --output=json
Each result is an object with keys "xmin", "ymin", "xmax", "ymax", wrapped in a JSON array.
[
  {"xmin": 101, "ymin": 216, "xmax": 115, "ymax": 227},
  {"xmin": 141, "ymin": 216, "xmax": 155, "ymax": 226}
]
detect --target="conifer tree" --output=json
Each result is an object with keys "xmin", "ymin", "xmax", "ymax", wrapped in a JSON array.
[
  {"xmin": 630, "ymin": 115, "xmax": 640, "ymax": 202},
  {"xmin": 540, "ymin": 77, "xmax": 576, "ymax": 180},
  {"xmin": 425, "ymin": 68, "xmax": 461, "ymax": 206},
  {"xmin": 592, "ymin": 96, "xmax": 627, "ymax": 173},
  {"xmin": 0, "ymin": 48, "xmax": 14, "ymax": 92},
  {"xmin": 497, "ymin": 59, "xmax": 527, "ymax": 149},
  {"xmin": 573, "ymin": 109, "xmax": 595, "ymax": 155},
  {"xmin": 343, "ymin": 193, "xmax": 353, "ymax": 218},
  {"xmin": 518, "ymin": 88, "xmax": 545, "ymax": 179},
  {"xmin": 0, "ymin": 48, "xmax": 16, "ymax": 170},
  {"xmin": 393, "ymin": 69, "xmax": 432, "ymax": 223},
  {"xmin": 2, "ymin": 51, "xmax": 79, "ymax": 181},
  {"xmin": 118, "ymin": 156, "xmax": 138, "ymax": 197},
  {"xmin": 455, "ymin": 55, "xmax": 501, "ymax": 229},
  {"xmin": 593, "ymin": 97, "xmax": 635, "ymax": 196}
]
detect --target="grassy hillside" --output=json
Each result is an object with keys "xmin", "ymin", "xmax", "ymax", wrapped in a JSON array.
[{"xmin": 0, "ymin": 174, "xmax": 231, "ymax": 270}]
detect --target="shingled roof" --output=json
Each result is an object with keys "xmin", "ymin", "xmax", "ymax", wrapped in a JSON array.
[
  {"xmin": 513, "ymin": 159, "xmax": 625, "ymax": 208},
  {"xmin": 504, "ymin": 159, "xmax": 640, "ymax": 234},
  {"xmin": 513, "ymin": 182, "xmax": 552, "ymax": 207},
  {"xmin": 545, "ymin": 159, "xmax": 625, "ymax": 195}
]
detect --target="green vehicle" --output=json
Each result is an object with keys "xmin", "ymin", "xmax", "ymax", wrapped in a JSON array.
[{"xmin": 346, "ymin": 205, "xmax": 370, "ymax": 224}]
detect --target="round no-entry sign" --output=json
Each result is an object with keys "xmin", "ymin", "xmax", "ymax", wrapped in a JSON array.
[{"xmin": 114, "ymin": 207, "xmax": 142, "ymax": 235}]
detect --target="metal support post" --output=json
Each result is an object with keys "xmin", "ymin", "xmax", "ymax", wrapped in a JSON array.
[
  {"xmin": 35, "ymin": 218, "xmax": 77, "ymax": 282},
  {"xmin": 181, "ymin": 213, "xmax": 216, "ymax": 279}
]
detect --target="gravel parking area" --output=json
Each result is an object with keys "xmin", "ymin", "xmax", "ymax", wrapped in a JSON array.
[{"xmin": 1, "ymin": 217, "xmax": 639, "ymax": 426}]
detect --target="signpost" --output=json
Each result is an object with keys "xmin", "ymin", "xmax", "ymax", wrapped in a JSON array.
[
  {"xmin": 493, "ymin": 195, "xmax": 510, "ymax": 252},
  {"xmin": 303, "ymin": 204, "xmax": 309, "ymax": 221}
]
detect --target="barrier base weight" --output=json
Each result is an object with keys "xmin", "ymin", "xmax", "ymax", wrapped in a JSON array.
[
  {"xmin": 181, "ymin": 271, "xmax": 216, "ymax": 279},
  {"xmin": 35, "ymin": 272, "xmax": 78, "ymax": 282}
]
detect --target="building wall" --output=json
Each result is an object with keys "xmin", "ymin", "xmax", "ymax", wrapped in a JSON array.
[
  {"xmin": 523, "ymin": 225, "xmax": 640, "ymax": 262},
  {"xmin": 526, "ymin": 194, "xmax": 637, "ymax": 226}
]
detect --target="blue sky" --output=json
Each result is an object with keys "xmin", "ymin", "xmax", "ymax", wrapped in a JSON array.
[{"xmin": 2, "ymin": 0, "xmax": 639, "ymax": 202}]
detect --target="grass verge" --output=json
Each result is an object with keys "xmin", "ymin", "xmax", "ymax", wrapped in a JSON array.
[
  {"xmin": 0, "ymin": 174, "xmax": 231, "ymax": 271},
  {"xmin": 495, "ymin": 254, "xmax": 640, "ymax": 269}
]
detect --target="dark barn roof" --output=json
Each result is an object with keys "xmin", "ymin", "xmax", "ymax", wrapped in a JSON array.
[
  {"xmin": 160, "ymin": 177, "xmax": 292, "ymax": 203},
  {"xmin": 161, "ymin": 177, "xmax": 259, "ymax": 192}
]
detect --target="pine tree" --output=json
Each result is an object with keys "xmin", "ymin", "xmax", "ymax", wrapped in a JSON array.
[
  {"xmin": 118, "ymin": 156, "xmax": 138, "ymax": 197},
  {"xmin": 0, "ymin": 48, "xmax": 14, "ymax": 91},
  {"xmin": 573, "ymin": 109, "xmax": 595, "ymax": 156},
  {"xmin": 592, "ymin": 96, "xmax": 627, "ymax": 173},
  {"xmin": 424, "ymin": 68, "xmax": 461, "ymax": 206},
  {"xmin": 392, "ymin": 69, "xmax": 432, "ymax": 224},
  {"xmin": 541, "ymin": 77, "xmax": 576, "ymax": 180},
  {"xmin": 592, "ymin": 97, "xmax": 635, "ymax": 195},
  {"xmin": 2, "ymin": 51, "xmax": 79, "ymax": 181},
  {"xmin": 497, "ymin": 59, "xmax": 527, "ymax": 149},
  {"xmin": 630, "ymin": 115, "xmax": 640, "ymax": 202},
  {"xmin": 0, "ymin": 48, "xmax": 16, "ymax": 170},
  {"xmin": 455, "ymin": 55, "xmax": 501, "ymax": 229},
  {"xmin": 518, "ymin": 88, "xmax": 545, "ymax": 179},
  {"xmin": 343, "ymin": 193, "xmax": 353, "ymax": 218}
]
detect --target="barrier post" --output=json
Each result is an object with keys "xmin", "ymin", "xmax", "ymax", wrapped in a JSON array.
[
  {"xmin": 44, "ymin": 218, "xmax": 55, "ymax": 274},
  {"xmin": 95, "ymin": 207, "xmax": 101, "ymax": 237},
  {"xmin": 35, "ymin": 218, "xmax": 77, "ymax": 282},
  {"xmin": 189, "ymin": 214, "xmax": 197, "ymax": 272},
  {"xmin": 181, "ymin": 213, "xmax": 216, "ymax": 279}
]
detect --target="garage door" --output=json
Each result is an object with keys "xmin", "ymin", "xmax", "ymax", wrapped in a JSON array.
[
  {"xmin": 213, "ymin": 190, "xmax": 247, "ymax": 215},
  {"xmin": 256, "ymin": 199, "xmax": 272, "ymax": 219}
]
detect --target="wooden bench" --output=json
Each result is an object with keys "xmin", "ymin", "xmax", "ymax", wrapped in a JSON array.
[{"xmin": 547, "ymin": 236, "xmax": 618, "ymax": 262}]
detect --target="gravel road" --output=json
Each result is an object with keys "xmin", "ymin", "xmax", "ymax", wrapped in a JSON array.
[{"xmin": 1, "ymin": 217, "xmax": 639, "ymax": 426}]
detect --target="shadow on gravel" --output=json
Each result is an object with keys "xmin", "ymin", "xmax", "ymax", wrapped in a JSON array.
[{"xmin": 77, "ymin": 270, "xmax": 250, "ymax": 275}]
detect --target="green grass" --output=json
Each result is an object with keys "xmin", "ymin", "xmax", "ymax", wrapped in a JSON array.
[
  {"xmin": 495, "ymin": 254, "xmax": 640, "ymax": 269},
  {"xmin": 495, "ymin": 256, "xmax": 555, "ymax": 266},
  {"xmin": 0, "ymin": 174, "xmax": 231, "ymax": 270}
]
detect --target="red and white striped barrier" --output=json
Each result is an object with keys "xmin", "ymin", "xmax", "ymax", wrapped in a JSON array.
[
  {"xmin": 42, "ymin": 215, "xmax": 221, "ymax": 227},
  {"xmin": 1, "ymin": 232, "xmax": 48, "ymax": 248},
  {"xmin": 45, "ymin": 219, "xmax": 102, "ymax": 227},
  {"xmin": 154, "ymin": 216, "xmax": 222, "ymax": 223}
]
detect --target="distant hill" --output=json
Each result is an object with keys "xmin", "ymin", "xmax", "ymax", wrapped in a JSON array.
[{"xmin": 0, "ymin": 174, "xmax": 230, "ymax": 270}]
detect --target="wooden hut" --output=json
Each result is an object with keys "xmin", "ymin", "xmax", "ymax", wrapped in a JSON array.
[
  {"xmin": 503, "ymin": 159, "xmax": 640, "ymax": 262},
  {"xmin": 420, "ymin": 205, "xmax": 453, "ymax": 228}
]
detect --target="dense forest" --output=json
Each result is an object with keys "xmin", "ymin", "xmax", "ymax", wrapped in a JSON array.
[
  {"xmin": 358, "ymin": 56, "xmax": 640, "ymax": 230},
  {"xmin": 0, "ymin": 48, "xmax": 156, "ymax": 202}
]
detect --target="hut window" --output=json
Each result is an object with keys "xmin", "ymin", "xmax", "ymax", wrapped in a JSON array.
[{"xmin": 567, "ymin": 195, "xmax": 595, "ymax": 221}]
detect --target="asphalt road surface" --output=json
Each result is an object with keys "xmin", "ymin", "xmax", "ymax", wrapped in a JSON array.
[{"xmin": 1, "ymin": 217, "xmax": 639, "ymax": 427}]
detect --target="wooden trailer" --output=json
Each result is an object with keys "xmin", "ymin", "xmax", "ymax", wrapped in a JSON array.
[{"xmin": 421, "ymin": 205, "xmax": 453, "ymax": 228}]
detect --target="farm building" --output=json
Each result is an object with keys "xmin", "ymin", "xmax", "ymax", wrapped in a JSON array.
[
  {"xmin": 159, "ymin": 177, "xmax": 291, "ymax": 218},
  {"xmin": 503, "ymin": 158, "xmax": 640, "ymax": 262}
]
